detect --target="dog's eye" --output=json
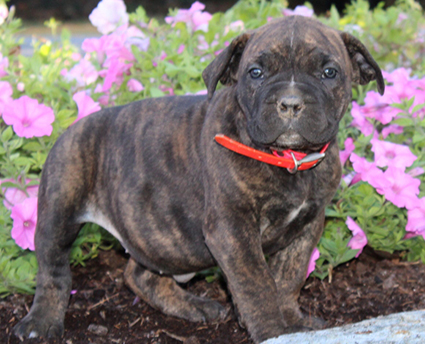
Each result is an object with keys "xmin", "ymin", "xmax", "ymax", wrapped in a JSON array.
[
  {"xmin": 249, "ymin": 68, "xmax": 263, "ymax": 79},
  {"xmin": 322, "ymin": 68, "xmax": 337, "ymax": 79}
]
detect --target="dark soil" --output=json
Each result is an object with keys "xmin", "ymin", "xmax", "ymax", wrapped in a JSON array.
[{"xmin": 2, "ymin": 248, "xmax": 425, "ymax": 344}]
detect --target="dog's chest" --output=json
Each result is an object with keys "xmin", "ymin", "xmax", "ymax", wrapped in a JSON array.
[{"xmin": 259, "ymin": 197, "xmax": 319, "ymax": 252}]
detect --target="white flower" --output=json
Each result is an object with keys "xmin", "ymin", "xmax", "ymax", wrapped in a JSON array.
[{"xmin": 89, "ymin": 0, "xmax": 129, "ymax": 35}]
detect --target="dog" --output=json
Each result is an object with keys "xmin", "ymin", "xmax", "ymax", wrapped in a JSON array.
[{"xmin": 14, "ymin": 16, "xmax": 384, "ymax": 343}]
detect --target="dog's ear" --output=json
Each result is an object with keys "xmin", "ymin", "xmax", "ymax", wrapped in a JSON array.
[
  {"xmin": 340, "ymin": 32, "xmax": 385, "ymax": 95},
  {"xmin": 202, "ymin": 32, "xmax": 252, "ymax": 99}
]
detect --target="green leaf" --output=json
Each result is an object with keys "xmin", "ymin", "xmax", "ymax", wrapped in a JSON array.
[
  {"xmin": 320, "ymin": 238, "xmax": 339, "ymax": 254},
  {"xmin": 406, "ymin": 96, "xmax": 415, "ymax": 109},
  {"xmin": 393, "ymin": 117, "xmax": 414, "ymax": 127},
  {"xmin": 150, "ymin": 88, "xmax": 165, "ymax": 98},
  {"xmin": 412, "ymin": 103, "xmax": 425, "ymax": 114},
  {"xmin": 0, "ymin": 181, "xmax": 20, "ymax": 189},
  {"xmin": 205, "ymin": 275, "xmax": 217, "ymax": 283},
  {"xmin": 14, "ymin": 157, "xmax": 36, "ymax": 167},
  {"xmin": 60, "ymin": 28, "xmax": 71, "ymax": 42},
  {"xmin": 390, "ymin": 103, "xmax": 407, "ymax": 110},
  {"xmin": 23, "ymin": 142, "xmax": 43, "ymax": 152},
  {"xmin": 413, "ymin": 132, "xmax": 425, "ymax": 144},
  {"xmin": 338, "ymin": 249, "xmax": 359, "ymax": 264},
  {"xmin": 2, "ymin": 127, "xmax": 13, "ymax": 142}
]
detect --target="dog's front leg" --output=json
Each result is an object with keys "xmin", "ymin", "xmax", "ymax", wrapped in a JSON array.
[
  {"xmin": 268, "ymin": 212, "xmax": 326, "ymax": 330},
  {"xmin": 204, "ymin": 212, "xmax": 285, "ymax": 343}
]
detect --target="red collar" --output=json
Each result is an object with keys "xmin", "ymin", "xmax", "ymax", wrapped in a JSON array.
[{"xmin": 214, "ymin": 134, "xmax": 329, "ymax": 173}]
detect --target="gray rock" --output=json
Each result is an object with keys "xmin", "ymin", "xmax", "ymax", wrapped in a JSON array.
[
  {"xmin": 87, "ymin": 324, "xmax": 108, "ymax": 336},
  {"xmin": 262, "ymin": 310, "xmax": 425, "ymax": 344}
]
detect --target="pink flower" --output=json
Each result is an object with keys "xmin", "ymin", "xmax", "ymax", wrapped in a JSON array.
[
  {"xmin": 83, "ymin": 32, "xmax": 136, "ymax": 94},
  {"xmin": 82, "ymin": 37, "xmax": 106, "ymax": 64},
  {"xmin": 100, "ymin": 59, "xmax": 132, "ymax": 92},
  {"xmin": 89, "ymin": 0, "xmax": 129, "ymax": 35},
  {"xmin": 382, "ymin": 68, "xmax": 414, "ymax": 100},
  {"xmin": 283, "ymin": 5, "xmax": 314, "ymax": 17},
  {"xmin": 82, "ymin": 28, "xmax": 147, "ymax": 65},
  {"xmin": 0, "ymin": 53, "xmax": 8, "ymax": 78},
  {"xmin": 17, "ymin": 82, "xmax": 25, "ymax": 92},
  {"xmin": 3, "ymin": 179, "xmax": 39, "ymax": 210},
  {"xmin": 341, "ymin": 171, "xmax": 360, "ymax": 186},
  {"xmin": 165, "ymin": 1, "xmax": 212, "ymax": 32},
  {"xmin": 373, "ymin": 167, "xmax": 420, "ymax": 209},
  {"xmin": 152, "ymin": 51, "xmax": 168, "ymax": 67},
  {"xmin": 127, "ymin": 79, "xmax": 144, "ymax": 92},
  {"xmin": 65, "ymin": 59, "xmax": 99, "ymax": 87},
  {"xmin": 191, "ymin": 10, "xmax": 212, "ymax": 32},
  {"xmin": 406, "ymin": 198, "xmax": 425, "ymax": 238},
  {"xmin": 102, "ymin": 34, "xmax": 135, "ymax": 63},
  {"xmin": 382, "ymin": 124, "xmax": 403, "ymax": 138},
  {"xmin": 177, "ymin": 44, "xmax": 185, "ymax": 54},
  {"xmin": 407, "ymin": 167, "xmax": 424, "ymax": 178},
  {"xmin": 396, "ymin": 12, "xmax": 408, "ymax": 25},
  {"xmin": 0, "ymin": 3, "xmax": 8, "ymax": 25},
  {"xmin": 346, "ymin": 217, "xmax": 367, "ymax": 258},
  {"xmin": 350, "ymin": 153, "xmax": 383, "ymax": 185},
  {"xmin": 159, "ymin": 85, "xmax": 175, "ymax": 96},
  {"xmin": 72, "ymin": 91, "xmax": 101, "ymax": 124},
  {"xmin": 98, "ymin": 94, "xmax": 110, "ymax": 106},
  {"xmin": 224, "ymin": 20, "xmax": 245, "ymax": 35},
  {"xmin": 306, "ymin": 248, "xmax": 320, "ymax": 278},
  {"xmin": 71, "ymin": 53, "xmax": 82, "ymax": 61},
  {"xmin": 371, "ymin": 139, "xmax": 416, "ymax": 169},
  {"xmin": 339, "ymin": 137, "xmax": 355, "ymax": 166},
  {"xmin": 10, "ymin": 197, "xmax": 38, "ymax": 251},
  {"xmin": 3, "ymin": 96, "xmax": 55, "ymax": 138},
  {"xmin": 350, "ymin": 101, "xmax": 376, "ymax": 137},
  {"xmin": 362, "ymin": 91, "xmax": 397, "ymax": 125},
  {"xmin": 0, "ymin": 81, "xmax": 13, "ymax": 114},
  {"xmin": 124, "ymin": 25, "xmax": 150, "ymax": 51},
  {"xmin": 381, "ymin": 68, "xmax": 425, "ymax": 118}
]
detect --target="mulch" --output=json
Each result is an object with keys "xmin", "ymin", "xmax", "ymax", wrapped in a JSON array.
[{"xmin": 2, "ymin": 248, "xmax": 425, "ymax": 344}]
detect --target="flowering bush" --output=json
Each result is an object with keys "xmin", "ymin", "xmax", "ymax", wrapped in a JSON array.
[
  {"xmin": 312, "ymin": 65, "xmax": 425, "ymax": 279},
  {"xmin": 0, "ymin": 0, "xmax": 425, "ymax": 294}
]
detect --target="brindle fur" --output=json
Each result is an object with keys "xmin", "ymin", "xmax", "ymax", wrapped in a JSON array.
[{"xmin": 14, "ymin": 16, "xmax": 384, "ymax": 343}]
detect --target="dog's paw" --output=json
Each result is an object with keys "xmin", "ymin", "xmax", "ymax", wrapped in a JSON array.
[
  {"xmin": 282, "ymin": 315, "xmax": 326, "ymax": 334},
  {"xmin": 183, "ymin": 296, "xmax": 229, "ymax": 323},
  {"xmin": 300, "ymin": 315, "xmax": 327, "ymax": 330},
  {"xmin": 282, "ymin": 324, "xmax": 313, "ymax": 334},
  {"xmin": 13, "ymin": 312, "xmax": 64, "ymax": 340}
]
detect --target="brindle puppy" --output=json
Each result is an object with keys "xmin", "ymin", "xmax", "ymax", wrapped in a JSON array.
[{"xmin": 14, "ymin": 16, "xmax": 384, "ymax": 343}]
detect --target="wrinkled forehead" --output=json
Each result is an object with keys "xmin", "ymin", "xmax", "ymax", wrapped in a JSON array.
[{"xmin": 241, "ymin": 17, "xmax": 349, "ymax": 70}]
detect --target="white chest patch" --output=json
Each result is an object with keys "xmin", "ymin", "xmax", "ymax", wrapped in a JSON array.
[
  {"xmin": 173, "ymin": 273, "xmax": 196, "ymax": 283},
  {"xmin": 78, "ymin": 205, "xmax": 125, "ymax": 244},
  {"xmin": 260, "ymin": 201, "xmax": 308, "ymax": 236},
  {"xmin": 284, "ymin": 201, "xmax": 307, "ymax": 226}
]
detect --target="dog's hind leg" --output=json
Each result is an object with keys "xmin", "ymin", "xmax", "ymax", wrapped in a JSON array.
[
  {"xmin": 14, "ymin": 135, "xmax": 90, "ymax": 339},
  {"xmin": 124, "ymin": 258, "xmax": 228, "ymax": 323}
]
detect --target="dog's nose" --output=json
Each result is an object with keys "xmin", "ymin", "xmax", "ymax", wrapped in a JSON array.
[{"xmin": 278, "ymin": 95, "xmax": 304, "ymax": 117}]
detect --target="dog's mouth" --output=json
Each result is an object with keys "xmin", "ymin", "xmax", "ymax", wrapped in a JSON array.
[{"xmin": 266, "ymin": 132, "xmax": 327, "ymax": 155}]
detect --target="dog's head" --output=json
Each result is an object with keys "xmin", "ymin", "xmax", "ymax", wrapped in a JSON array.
[{"xmin": 203, "ymin": 16, "xmax": 384, "ymax": 151}]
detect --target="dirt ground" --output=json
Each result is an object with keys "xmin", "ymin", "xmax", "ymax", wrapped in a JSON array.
[{"xmin": 2, "ymin": 248, "xmax": 425, "ymax": 344}]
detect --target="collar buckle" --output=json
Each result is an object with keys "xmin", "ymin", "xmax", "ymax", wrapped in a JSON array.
[{"xmin": 287, "ymin": 152, "xmax": 326, "ymax": 174}]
